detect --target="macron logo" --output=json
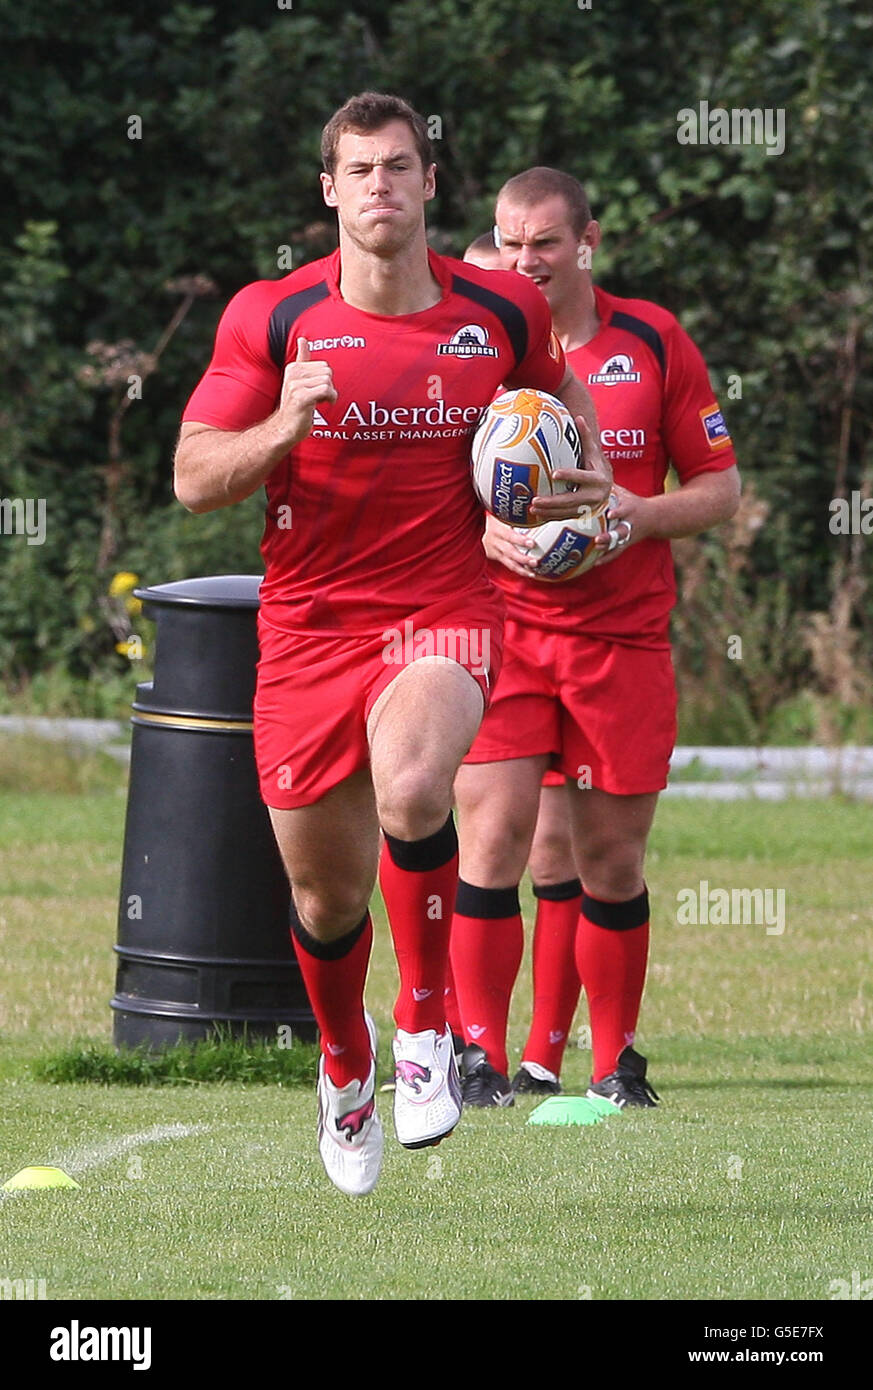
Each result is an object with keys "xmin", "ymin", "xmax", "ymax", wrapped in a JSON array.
[
  {"xmin": 307, "ymin": 335, "xmax": 365, "ymax": 351},
  {"xmin": 412, "ymin": 987, "xmax": 433, "ymax": 1001},
  {"xmin": 468, "ymin": 1024, "xmax": 486, "ymax": 1039},
  {"xmin": 50, "ymin": 1321, "xmax": 151, "ymax": 1371}
]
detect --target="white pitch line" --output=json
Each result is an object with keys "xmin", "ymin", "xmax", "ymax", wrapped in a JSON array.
[
  {"xmin": 54, "ymin": 1123, "xmax": 212, "ymax": 1176},
  {"xmin": 1, "ymin": 1123, "xmax": 211, "ymax": 1198}
]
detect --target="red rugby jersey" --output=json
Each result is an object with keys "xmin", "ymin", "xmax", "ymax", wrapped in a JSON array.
[
  {"xmin": 492, "ymin": 285, "xmax": 737, "ymax": 648},
  {"xmin": 183, "ymin": 249, "xmax": 566, "ymax": 634}
]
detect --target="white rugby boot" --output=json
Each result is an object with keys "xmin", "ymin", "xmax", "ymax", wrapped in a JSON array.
[
  {"xmin": 392, "ymin": 1024, "xmax": 462, "ymax": 1149},
  {"xmin": 316, "ymin": 1013, "xmax": 384, "ymax": 1195}
]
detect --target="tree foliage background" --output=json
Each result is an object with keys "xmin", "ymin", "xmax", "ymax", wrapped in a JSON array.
[{"xmin": 0, "ymin": 0, "xmax": 870, "ymax": 738}]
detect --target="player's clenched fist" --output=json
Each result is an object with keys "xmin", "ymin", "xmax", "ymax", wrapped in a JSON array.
[{"xmin": 275, "ymin": 336, "xmax": 339, "ymax": 448}]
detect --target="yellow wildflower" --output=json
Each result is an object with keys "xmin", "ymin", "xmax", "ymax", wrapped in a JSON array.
[{"xmin": 109, "ymin": 571, "xmax": 140, "ymax": 598}]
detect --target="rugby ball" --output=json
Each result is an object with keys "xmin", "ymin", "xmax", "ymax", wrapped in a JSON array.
[
  {"xmin": 471, "ymin": 388, "xmax": 580, "ymax": 528},
  {"xmin": 526, "ymin": 496, "xmax": 615, "ymax": 581}
]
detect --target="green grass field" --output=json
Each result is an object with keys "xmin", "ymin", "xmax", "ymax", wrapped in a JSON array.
[{"xmin": 1, "ymin": 736, "xmax": 872, "ymax": 1301}]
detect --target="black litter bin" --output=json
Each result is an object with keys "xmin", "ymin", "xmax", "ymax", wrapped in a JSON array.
[{"xmin": 111, "ymin": 574, "xmax": 316, "ymax": 1047}]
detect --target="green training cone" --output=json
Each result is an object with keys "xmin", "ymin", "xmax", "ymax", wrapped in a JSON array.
[
  {"xmin": 527, "ymin": 1095, "xmax": 616, "ymax": 1126},
  {"xmin": 583, "ymin": 1093, "xmax": 624, "ymax": 1118},
  {"xmin": 3, "ymin": 1166, "xmax": 80, "ymax": 1190}
]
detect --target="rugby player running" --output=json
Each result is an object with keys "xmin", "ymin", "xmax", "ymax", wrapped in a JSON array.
[{"xmin": 174, "ymin": 102, "xmax": 611, "ymax": 1194}]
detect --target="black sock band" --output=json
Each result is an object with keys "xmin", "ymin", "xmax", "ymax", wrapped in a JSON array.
[
  {"xmin": 289, "ymin": 899, "xmax": 369, "ymax": 961},
  {"xmin": 581, "ymin": 888, "xmax": 649, "ymax": 931},
  {"xmin": 382, "ymin": 812, "xmax": 457, "ymax": 872},
  {"xmin": 533, "ymin": 877, "xmax": 582, "ymax": 902},
  {"xmin": 455, "ymin": 880, "xmax": 520, "ymax": 919}
]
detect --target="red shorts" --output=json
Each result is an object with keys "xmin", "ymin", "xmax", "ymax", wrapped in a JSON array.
[
  {"xmin": 254, "ymin": 593, "xmax": 504, "ymax": 809},
  {"xmin": 464, "ymin": 618, "xmax": 676, "ymax": 795}
]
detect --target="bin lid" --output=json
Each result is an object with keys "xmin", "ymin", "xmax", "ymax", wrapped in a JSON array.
[{"xmin": 134, "ymin": 575, "xmax": 263, "ymax": 610}]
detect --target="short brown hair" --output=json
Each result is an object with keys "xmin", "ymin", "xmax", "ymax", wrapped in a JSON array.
[
  {"xmin": 321, "ymin": 92, "xmax": 433, "ymax": 177},
  {"xmin": 496, "ymin": 167, "xmax": 592, "ymax": 237},
  {"xmin": 464, "ymin": 232, "xmax": 499, "ymax": 258}
]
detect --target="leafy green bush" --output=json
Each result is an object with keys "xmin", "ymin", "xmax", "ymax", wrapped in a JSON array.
[{"xmin": 2, "ymin": 0, "xmax": 871, "ymax": 728}]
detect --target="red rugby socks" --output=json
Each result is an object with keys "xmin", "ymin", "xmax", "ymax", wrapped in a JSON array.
[
  {"xmin": 450, "ymin": 881, "xmax": 524, "ymax": 1077},
  {"xmin": 289, "ymin": 905, "xmax": 373, "ymax": 1088},
  {"xmin": 521, "ymin": 878, "xmax": 583, "ymax": 1078},
  {"xmin": 443, "ymin": 956, "xmax": 464, "ymax": 1040},
  {"xmin": 379, "ymin": 814, "xmax": 458, "ymax": 1035},
  {"xmin": 575, "ymin": 888, "xmax": 650, "ymax": 1082}
]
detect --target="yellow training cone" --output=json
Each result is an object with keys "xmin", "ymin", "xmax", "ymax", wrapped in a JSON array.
[{"xmin": 3, "ymin": 1166, "xmax": 80, "ymax": 1190}]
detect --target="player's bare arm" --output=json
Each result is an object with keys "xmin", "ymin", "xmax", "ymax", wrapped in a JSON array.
[
  {"xmin": 529, "ymin": 371, "xmax": 612, "ymax": 521},
  {"xmin": 592, "ymin": 464, "xmax": 741, "ymax": 563},
  {"xmin": 174, "ymin": 337, "xmax": 337, "ymax": 514},
  {"xmin": 554, "ymin": 363, "xmax": 599, "ymax": 440}
]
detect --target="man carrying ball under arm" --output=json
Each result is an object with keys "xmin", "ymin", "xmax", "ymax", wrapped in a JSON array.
[
  {"xmin": 174, "ymin": 103, "xmax": 610, "ymax": 1195},
  {"xmin": 451, "ymin": 167, "xmax": 740, "ymax": 1108}
]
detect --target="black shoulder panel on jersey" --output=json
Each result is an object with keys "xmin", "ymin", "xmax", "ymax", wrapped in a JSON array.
[
  {"xmin": 267, "ymin": 282, "xmax": 331, "ymax": 369},
  {"xmin": 610, "ymin": 311, "xmax": 666, "ymax": 375},
  {"xmin": 451, "ymin": 274, "xmax": 528, "ymax": 368}
]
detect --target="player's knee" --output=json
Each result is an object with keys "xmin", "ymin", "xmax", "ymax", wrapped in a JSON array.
[
  {"xmin": 577, "ymin": 841, "xmax": 645, "ymax": 900},
  {"xmin": 459, "ymin": 812, "xmax": 533, "ymax": 887},
  {"xmin": 528, "ymin": 828, "xmax": 576, "ymax": 886},
  {"xmin": 292, "ymin": 880, "xmax": 371, "ymax": 940},
  {"xmin": 377, "ymin": 766, "xmax": 452, "ymax": 842}
]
